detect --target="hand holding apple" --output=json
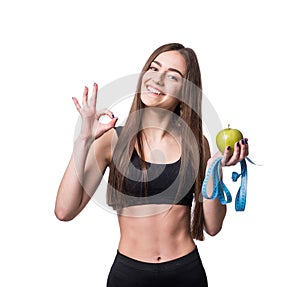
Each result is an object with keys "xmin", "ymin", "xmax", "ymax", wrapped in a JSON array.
[
  {"xmin": 202, "ymin": 126, "xmax": 254, "ymax": 211},
  {"xmin": 216, "ymin": 125, "xmax": 244, "ymax": 157}
]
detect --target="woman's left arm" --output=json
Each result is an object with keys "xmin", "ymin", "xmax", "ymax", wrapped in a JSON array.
[{"xmin": 202, "ymin": 138, "xmax": 249, "ymax": 236}]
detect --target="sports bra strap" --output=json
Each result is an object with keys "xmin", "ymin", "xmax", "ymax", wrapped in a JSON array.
[{"xmin": 114, "ymin": 126, "xmax": 123, "ymax": 137}]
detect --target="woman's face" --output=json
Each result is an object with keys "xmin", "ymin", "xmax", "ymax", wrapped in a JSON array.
[{"xmin": 140, "ymin": 50, "xmax": 187, "ymax": 111}]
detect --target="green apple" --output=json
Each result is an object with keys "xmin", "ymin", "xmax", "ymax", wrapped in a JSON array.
[{"xmin": 216, "ymin": 125, "xmax": 243, "ymax": 156}]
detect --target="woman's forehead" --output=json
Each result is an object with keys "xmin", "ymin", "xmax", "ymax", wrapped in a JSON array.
[{"xmin": 153, "ymin": 51, "xmax": 187, "ymax": 75}]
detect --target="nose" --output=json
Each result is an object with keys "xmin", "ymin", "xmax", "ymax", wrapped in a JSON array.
[{"xmin": 153, "ymin": 72, "xmax": 165, "ymax": 86}]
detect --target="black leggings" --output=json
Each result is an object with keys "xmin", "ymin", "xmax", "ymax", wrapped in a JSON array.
[{"xmin": 107, "ymin": 247, "xmax": 208, "ymax": 287}]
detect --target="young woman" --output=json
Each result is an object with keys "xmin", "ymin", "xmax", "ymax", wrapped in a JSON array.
[{"xmin": 55, "ymin": 43, "xmax": 249, "ymax": 286}]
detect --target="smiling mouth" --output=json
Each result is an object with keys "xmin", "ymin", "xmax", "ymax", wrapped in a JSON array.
[{"xmin": 146, "ymin": 85, "xmax": 165, "ymax": 96}]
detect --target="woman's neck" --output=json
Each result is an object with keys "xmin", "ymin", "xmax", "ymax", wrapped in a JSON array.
[{"xmin": 141, "ymin": 108, "xmax": 176, "ymax": 140}]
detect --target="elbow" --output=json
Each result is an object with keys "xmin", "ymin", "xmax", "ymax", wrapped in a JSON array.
[
  {"xmin": 54, "ymin": 206, "xmax": 75, "ymax": 222},
  {"xmin": 204, "ymin": 225, "xmax": 223, "ymax": 237}
]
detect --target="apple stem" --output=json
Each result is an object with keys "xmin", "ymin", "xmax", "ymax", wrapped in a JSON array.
[{"xmin": 228, "ymin": 124, "xmax": 230, "ymax": 128}]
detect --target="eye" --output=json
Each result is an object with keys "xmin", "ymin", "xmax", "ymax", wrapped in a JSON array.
[
  {"xmin": 167, "ymin": 74, "xmax": 179, "ymax": 82},
  {"xmin": 149, "ymin": 66, "xmax": 158, "ymax": 72}
]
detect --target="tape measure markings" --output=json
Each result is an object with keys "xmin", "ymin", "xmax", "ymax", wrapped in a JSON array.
[{"xmin": 202, "ymin": 157, "xmax": 255, "ymax": 211}]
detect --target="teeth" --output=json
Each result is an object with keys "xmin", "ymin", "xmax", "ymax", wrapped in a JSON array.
[{"xmin": 147, "ymin": 86, "xmax": 161, "ymax": 95}]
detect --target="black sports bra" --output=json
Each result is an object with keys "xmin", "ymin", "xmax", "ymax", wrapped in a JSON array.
[{"xmin": 113, "ymin": 126, "xmax": 194, "ymax": 207}]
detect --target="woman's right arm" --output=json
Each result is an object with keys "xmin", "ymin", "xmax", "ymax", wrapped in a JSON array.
[{"xmin": 54, "ymin": 83, "xmax": 118, "ymax": 221}]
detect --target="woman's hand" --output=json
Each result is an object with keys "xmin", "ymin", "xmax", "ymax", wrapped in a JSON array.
[
  {"xmin": 72, "ymin": 83, "xmax": 118, "ymax": 142},
  {"xmin": 221, "ymin": 138, "xmax": 249, "ymax": 166},
  {"xmin": 208, "ymin": 139, "xmax": 249, "ymax": 168}
]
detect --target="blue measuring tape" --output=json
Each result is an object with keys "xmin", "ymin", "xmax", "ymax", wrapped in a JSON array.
[{"xmin": 202, "ymin": 157, "xmax": 256, "ymax": 211}]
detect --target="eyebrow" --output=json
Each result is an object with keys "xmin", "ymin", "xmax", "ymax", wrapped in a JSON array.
[{"xmin": 152, "ymin": 60, "xmax": 184, "ymax": 78}]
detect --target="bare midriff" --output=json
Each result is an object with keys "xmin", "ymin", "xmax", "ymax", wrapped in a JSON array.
[{"xmin": 117, "ymin": 204, "xmax": 196, "ymax": 263}]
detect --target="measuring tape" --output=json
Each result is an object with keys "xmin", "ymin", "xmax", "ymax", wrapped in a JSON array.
[{"xmin": 201, "ymin": 157, "xmax": 257, "ymax": 211}]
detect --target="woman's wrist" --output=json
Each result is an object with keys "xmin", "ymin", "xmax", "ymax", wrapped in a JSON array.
[{"xmin": 206, "ymin": 156, "xmax": 220, "ymax": 170}]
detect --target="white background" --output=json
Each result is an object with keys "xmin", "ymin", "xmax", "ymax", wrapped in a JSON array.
[{"xmin": 1, "ymin": 0, "xmax": 299, "ymax": 286}]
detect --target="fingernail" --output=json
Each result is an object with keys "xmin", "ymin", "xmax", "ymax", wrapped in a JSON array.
[
  {"xmin": 241, "ymin": 139, "xmax": 245, "ymax": 145},
  {"xmin": 112, "ymin": 114, "xmax": 115, "ymax": 118},
  {"xmin": 227, "ymin": 146, "xmax": 230, "ymax": 150},
  {"xmin": 237, "ymin": 142, "xmax": 240, "ymax": 147},
  {"xmin": 245, "ymin": 138, "xmax": 248, "ymax": 144}
]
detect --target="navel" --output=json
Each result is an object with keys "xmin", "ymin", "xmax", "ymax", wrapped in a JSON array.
[{"xmin": 157, "ymin": 256, "xmax": 161, "ymax": 261}]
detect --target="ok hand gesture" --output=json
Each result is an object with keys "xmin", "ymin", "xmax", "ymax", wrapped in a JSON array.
[{"xmin": 72, "ymin": 83, "xmax": 118, "ymax": 142}]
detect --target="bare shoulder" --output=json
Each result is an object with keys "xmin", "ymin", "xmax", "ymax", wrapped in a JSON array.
[
  {"xmin": 203, "ymin": 135, "xmax": 211, "ymax": 163},
  {"xmin": 93, "ymin": 127, "xmax": 118, "ymax": 165}
]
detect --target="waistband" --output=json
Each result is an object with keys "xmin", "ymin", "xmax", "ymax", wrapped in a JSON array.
[{"xmin": 115, "ymin": 246, "xmax": 201, "ymax": 272}]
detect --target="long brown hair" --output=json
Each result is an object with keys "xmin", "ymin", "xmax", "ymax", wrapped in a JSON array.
[{"xmin": 107, "ymin": 43, "xmax": 206, "ymax": 241}]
